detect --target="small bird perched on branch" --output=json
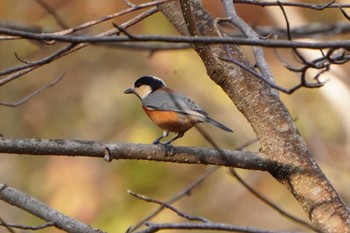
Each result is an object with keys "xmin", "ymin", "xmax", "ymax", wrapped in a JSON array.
[{"xmin": 124, "ymin": 76, "xmax": 233, "ymax": 144}]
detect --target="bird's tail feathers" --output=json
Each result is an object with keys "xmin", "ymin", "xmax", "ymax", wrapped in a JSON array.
[{"xmin": 206, "ymin": 117, "xmax": 233, "ymax": 133}]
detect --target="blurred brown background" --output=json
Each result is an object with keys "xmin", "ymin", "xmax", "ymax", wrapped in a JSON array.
[{"xmin": 0, "ymin": 1, "xmax": 349, "ymax": 232}]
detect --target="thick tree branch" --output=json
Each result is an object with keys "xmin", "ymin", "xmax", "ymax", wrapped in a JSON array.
[
  {"xmin": 0, "ymin": 137, "xmax": 271, "ymax": 171},
  {"xmin": 157, "ymin": 0, "xmax": 350, "ymax": 232},
  {"xmin": 0, "ymin": 184, "xmax": 104, "ymax": 233}
]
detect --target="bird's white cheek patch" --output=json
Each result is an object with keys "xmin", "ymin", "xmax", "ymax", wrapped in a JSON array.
[{"xmin": 134, "ymin": 85, "xmax": 152, "ymax": 99}]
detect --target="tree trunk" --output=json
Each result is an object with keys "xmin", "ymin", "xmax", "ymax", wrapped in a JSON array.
[{"xmin": 158, "ymin": 1, "xmax": 350, "ymax": 232}]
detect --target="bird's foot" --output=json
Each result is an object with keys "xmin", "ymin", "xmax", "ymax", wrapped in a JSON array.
[
  {"xmin": 157, "ymin": 143, "xmax": 175, "ymax": 156},
  {"xmin": 152, "ymin": 139, "xmax": 160, "ymax": 145},
  {"xmin": 152, "ymin": 139, "xmax": 174, "ymax": 156}
]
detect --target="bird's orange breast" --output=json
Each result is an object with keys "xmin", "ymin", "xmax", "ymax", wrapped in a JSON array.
[{"xmin": 142, "ymin": 107, "xmax": 196, "ymax": 133}]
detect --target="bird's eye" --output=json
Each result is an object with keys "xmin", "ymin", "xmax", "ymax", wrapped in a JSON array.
[{"xmin": 135, "ymin": 82, "xmax": 141, "ymax": 88}]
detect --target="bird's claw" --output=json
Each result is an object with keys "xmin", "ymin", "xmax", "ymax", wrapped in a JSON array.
[
  {"xmin": 160, "ymin": 143, "xmax": 175, "ymax": 156},
  {"xmin": 152, "ymin": 139, "xmax": 161, "ymax": 145}
]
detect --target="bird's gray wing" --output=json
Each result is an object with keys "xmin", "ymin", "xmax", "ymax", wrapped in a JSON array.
[{"xmin": 142, "ymin": 90, "xmax": 208, "ymax": 117}]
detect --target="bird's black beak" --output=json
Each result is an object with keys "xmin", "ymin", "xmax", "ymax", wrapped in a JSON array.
[{"xmin": 124, "ymin": 88, "xmax": 134, "ymax": 94}]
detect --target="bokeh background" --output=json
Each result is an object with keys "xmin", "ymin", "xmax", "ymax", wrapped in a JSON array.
[{"xmin": 0, "ymin": 1, "xmax": 349, "ymax": 232}]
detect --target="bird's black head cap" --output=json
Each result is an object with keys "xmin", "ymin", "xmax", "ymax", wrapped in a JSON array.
[{"xmin": 134, "ymin": 76, "xmax": 166, "ymax": 92}]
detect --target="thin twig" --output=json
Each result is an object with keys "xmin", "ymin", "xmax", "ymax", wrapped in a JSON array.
[
  {"xmin": 34, "ymin": 0, "xmax": 69, "ymax": 29},
  {"xmin": 278, "ymin": 1, "xmax": 308, "ymax": 65},
  {"xmin": 113, "ymin": 23, "xmax": 137, "ymax": 39},
  {"xmin": 14, "ymin": 51, "xmax": 32, "ymax": 64},
  {"xmin": 122, "ymin": 0, "xmax": 136, "ymax": 8},
  {"xmin": 229, "ymin": 168, "xmax": 315, "ymax": 231},
  {"xmin": 339, "ymin": 6, "xmax": 350, "ymax": 21},
  {"xmin": 0, "ymin": 6, "xmax": 159, "ymax": 90},
  {"xmin": 233, "ymin": 0, "xmax": 345, "ymax": 10},
  {"xmin": 128, "ymin": 139, "xmax": 258, "ymax": 232},
  {"xmin": 127, "ymin": 167, "xmax": 219, "ymax": 232},
  {"xmin": 222, "ymin": 0, "xmax": 277, "ymax": 95},
  {"xmin": 0, "ymin": 216, "xmax": 15, "ymax": 233},
  {"xmin": 0, "ymin": 72, "xmax": 65, "ymax": 107},
  {"xmin": 50, "ymin": 0, "xmax": 169, "ymax": 36},
  {"xmin": 138, "ymin": 222, "xmax": 294, "ymax": 233},
  {"xmin": 95, "ymin": 42, "xmax": 190, "ymax": 50},
  {"xmin": 0, "ymin": 44, "xmax": 75, "ymax": 80},
  {"xmin": 220, "ymin": 56, "xmax": 322, "ymax": 94},
  {"xmin": 128, "ymin": 190, "xmax": 211, "ymax": 223},
  {"xmin": 0, "ymin": 222, "xmax": 54, "ymax": 231}
]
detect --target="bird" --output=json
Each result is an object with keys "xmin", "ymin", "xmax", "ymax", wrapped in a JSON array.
[{"xmin": 124, "ymin": 75, "xmax": 233, "ymax": 144}]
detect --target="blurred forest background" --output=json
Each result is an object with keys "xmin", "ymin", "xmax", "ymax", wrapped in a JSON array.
[{"xmin": 0, "ymin": 0, "xmax": 349, "ymax": 232}]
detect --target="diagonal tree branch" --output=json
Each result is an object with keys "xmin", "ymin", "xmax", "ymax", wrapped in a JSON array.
[
  {"xmin": 0, "ymin": 184, "xmax": 104, "ymax": 233},
  {"xmin": 229, "ymin": 168, "xmax": 314, "ymax": 230},
  {"xmin": 0, "ymin": 72, "xmax": 65, "ymax": 107},
  {"xmin": 127, "ymin": 167, "xmax": 219, "ymax": 232}
]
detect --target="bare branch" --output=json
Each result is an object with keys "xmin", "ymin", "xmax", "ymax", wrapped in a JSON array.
[
  {"xmin": 50, "ymin": 0, "xmax": 168, "ymax": 36},
  {"xmin": 0, "ymin": 184, "xmax": 105, "ymax": 233},
  {"xmin": 0, "ymin": 6, "xmax": 159, "ymax": 89},
  {"xmin": 95, "ymin": 42, "xmax": 190, "ymax": 51},
  {"xmin": 14, "ymin": 51, "xmax": 32, "ymax": 64},
  {"xmin": 128, "ymin": 139, "xmax": 258, "ymax": 232},
  {"xmin": 0, "ymin": 222, "xmax": 54, "ymax": 231},
  {"xmin": 0, "ymin": 216, "xmax": 15, "ymax": 233},
  {"xmin": 219, "ymin": 56, "xmax": 297, "ymax": 94},
  {"xmin": 3, "ymin": 21, "xmax": 350, "ymax": 41},
  {"xmin": 0, "ymin": 72, "xmax": 65, "ymax": 107},
  {"xmin": 0, "ymin": 137, "xmax": 272, "ymax": 171},
  {"xmin": 34, "ymin": 0, "xmax": 69, "ymax": 29},
  {"xmin": 128, "ymin": 190, "xmax": 211, "ymax": 223},
  {"xmin": 0, "ymin": 0, "xmax": 165, "ymax": 40},
  {"xmin": 0, "ymin": 44, "xmax": 75, "ymax": 83},
  {"xmin": 113, "ymin": 23, "xmax": 137, "ymax": 39},
  {"xmin": 229, "ymin": 169, "xmax": 314, "ymax": 230},
  {"xmin": 1, "ymin": 28, "xmax": 350, "ymax": 49},
  {"xmin": 129, "ymin": 190, "xmax": 297, "ymax": 233},
  {"xmin": 127, "ymin": 167, "xmax": 219, "ymax": 232},
  {"xmin": 139, "ymin": 222, "xmax": 294, "ymax": 233},
  {"xmin": 222, "ymin": 0, "xmax": 276, "ymax": 92},
  {"xmin": 339, "ymin": 7, "xmax": 350, "ymax": 21},
  {"xmin": 251, "ymin": 22, "xmax": 350, "ymax": 39},
  {"xmin": 122, "ymin": 0, "xmax": 136, "ymax": 8},
  {"xmin": 233, "ymin": 0, "xmax": 348, "ymax": 10}
]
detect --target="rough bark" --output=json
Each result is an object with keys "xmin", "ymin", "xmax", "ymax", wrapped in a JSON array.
[{"xmin": 157, "ymin": 0, "xmax": 350, "ymax": 232}]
